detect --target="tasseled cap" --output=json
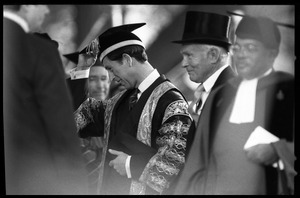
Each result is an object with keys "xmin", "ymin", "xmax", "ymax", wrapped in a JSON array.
[
  {"xmin": 235, "ymin": 15, "xmax": 281, "ymax": 49},
  {"xmin": 63, "ymin": 36, "xmax": 100, "ymax": 65},
  {"xmin": 98, "ymin": 22, "xmax": 146, "ymax": 62},
  {"xmin": 64, "ymin": 23, "xmax": 146, "ymax": 64}
]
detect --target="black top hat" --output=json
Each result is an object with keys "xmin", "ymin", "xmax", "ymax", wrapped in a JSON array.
[
  {"xmin": 98, "ymin": 23, "xmax": 146, "ymax": 62},
  {"xmin": 64, "ymin": 23, "xmax": 146, "ymax": 64},
  {"xmin": 235, "ymin": 15, "xmax": 281, "ymax": 49},
  {"xmin": 173, "ymin": 11, "xmax": 232, "ymax": 50}
]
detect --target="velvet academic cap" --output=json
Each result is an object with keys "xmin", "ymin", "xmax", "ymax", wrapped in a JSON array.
[
  {"xmin": 98, "ymin": 23, "xmax": 146, "ymax": 62},
  {"xmin": 64, "ymin": 23, "xmax": 146, "ymax": 64},
  {"xmin": 235, "ymin": 15, "xmax": 281, "ymax": 49}
]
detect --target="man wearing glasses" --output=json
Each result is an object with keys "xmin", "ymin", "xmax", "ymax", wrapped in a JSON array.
[{"xmin": 174, "ymin": 15, "xmax": 295, "ymax": 195}]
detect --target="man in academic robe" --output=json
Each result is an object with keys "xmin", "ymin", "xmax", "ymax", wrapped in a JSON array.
[{"xmin": 74, "ymin": 23, "xmax": 193, "ymax": 195}]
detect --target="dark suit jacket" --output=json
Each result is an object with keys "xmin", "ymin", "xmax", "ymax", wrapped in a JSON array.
[
  {"xmin": 165, "ymin": 66, "xmax": 235, "ymax": 195},
  {"xmin": 186, "ymin": 66, "xmax": 236, "ymax": 155},
  {"xmin": 4, "ymin": 17, "xmax": 88, "ymax": 195}
]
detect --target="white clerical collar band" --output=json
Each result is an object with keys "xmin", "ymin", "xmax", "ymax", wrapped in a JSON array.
[{"xmin": 99, "ymin": 40, "xmax": 145, "ymax": 62}]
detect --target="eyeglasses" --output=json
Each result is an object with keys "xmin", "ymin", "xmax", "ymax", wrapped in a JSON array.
[{"xmin": 230, "ymin": 43, "xmax": 261, "ymax": 54}]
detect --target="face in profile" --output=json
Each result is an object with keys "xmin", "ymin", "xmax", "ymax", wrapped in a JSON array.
[
  {"xmin": 87, "ymin": 66, "xmax": 110, "ymax": 101},
  {"xmin": 180, "ymin": 44, "xmax": 212, "ymax": 84}
]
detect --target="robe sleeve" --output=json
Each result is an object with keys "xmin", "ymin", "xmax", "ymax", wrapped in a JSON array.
[
  {"xmin": 74, "ymin": 97, "xmax": 105, "ymax": 138},
  {"xmin": 135, "ymin": 99, "xmax": 192, "ymax": 194}
]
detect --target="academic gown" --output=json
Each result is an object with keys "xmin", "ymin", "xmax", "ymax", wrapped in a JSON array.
[{"xmin": 75, "ymin": 75, "xmax": 193, "ymax": 194}]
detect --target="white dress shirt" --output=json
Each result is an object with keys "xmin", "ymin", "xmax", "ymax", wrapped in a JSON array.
[{"xmin": 191, "ymin": 65, "xmax": 230, "ymax": 116}]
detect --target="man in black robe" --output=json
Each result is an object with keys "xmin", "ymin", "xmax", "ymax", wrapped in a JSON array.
[{"xmin": 74, "ymin": 23, "xmax": 193, "ymax": 195}]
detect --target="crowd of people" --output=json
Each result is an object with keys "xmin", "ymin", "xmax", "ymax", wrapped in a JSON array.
[{"xmin": 4, "ymin": 5, "xmax": 295, "ymax": 195}]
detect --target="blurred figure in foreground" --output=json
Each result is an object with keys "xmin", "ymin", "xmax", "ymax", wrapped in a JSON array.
[
  {"xmin": 4, "ymin": 5, "xmax": 88, "ymax": 195},
  {"xmin": 174, "ymin": 15, "xmax": 295, "ymax": 195}
]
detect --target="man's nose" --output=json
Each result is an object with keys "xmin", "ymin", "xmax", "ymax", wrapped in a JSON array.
[{"xmin": 181, "ymin": 58, "xmax": 188, "ymax": 68}]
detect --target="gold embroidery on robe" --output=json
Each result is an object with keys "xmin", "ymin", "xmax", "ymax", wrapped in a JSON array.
[
  {"xmin": 130, "ymin": 81, "xmax": 192, "ymax": 194},
  {"xmin": 74, "ymin": 98, "xmax": 103, "ymax": 131},
  {"xmin": 74, "ymin": 81, "xmax": 192, "ymax": 195}
]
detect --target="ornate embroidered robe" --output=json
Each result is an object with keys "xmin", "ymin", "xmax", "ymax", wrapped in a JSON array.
[{"xmin": 74, "ymin": 75, "xmax": 192, "ymax": 194}]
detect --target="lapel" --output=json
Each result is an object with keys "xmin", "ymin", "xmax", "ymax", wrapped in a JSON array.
[
  {"xmin": 129, "ymin": 75, "xmax": 168, "ymax": 129},
  {"xmin": 109, "ymin": 90, "xmax": 131, "ymax": 136},
  {"xmin": 110, "ymin": 75, "xmax": 167, "ymax": 138},
  {"xmin": 211, "ymin": 66, "xmax": 236, "ymax": 91},
  {"xmin": 193, "ymin": 68, "xmax": 237, "ymax": 162},
  {"xmin": 198, "ymin": 77, "xmax": 239, "ymax": 159}
]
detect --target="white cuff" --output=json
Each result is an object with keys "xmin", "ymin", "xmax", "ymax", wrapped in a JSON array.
[
  {"xmin": 69, "ymin": 67, "xmax": 90, "ymax": 80},
  {"xmin": 125, "ymin": 155, "xmax": 132, "ymax": 178},
  {"xmin": 273, "ymin": 160, "xmax": 284, "ymax": 170}
]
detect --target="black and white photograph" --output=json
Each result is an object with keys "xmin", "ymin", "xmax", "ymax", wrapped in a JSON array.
[{"xmin": 3, "ymin": 4, "xmax": 295, "ymax": 195}]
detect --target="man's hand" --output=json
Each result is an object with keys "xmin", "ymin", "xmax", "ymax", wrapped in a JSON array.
[
  {"xmin": 108, "ymin": 149, "xmax": 129, "ymax": 176},
  {"xmin": 76, "ymin": 53, "xmax": 96, "ymax": 70},
  {"xmin": 245, "ymin": 143, "xmax": 279, "ymax": 165}
]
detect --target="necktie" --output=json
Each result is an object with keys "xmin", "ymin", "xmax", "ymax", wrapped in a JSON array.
[
  {"xmin": 129, "ymin": 88, "xmax": 140, "ymax": 110},
  {"xmin": 188, "ymin": 84, "xmax": 205, "ymax": 115}
]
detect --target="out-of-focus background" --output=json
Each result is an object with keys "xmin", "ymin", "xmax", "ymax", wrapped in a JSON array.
[{"xmin": 42, "ymin": 5, "xmax": 295, "ymax": 101}]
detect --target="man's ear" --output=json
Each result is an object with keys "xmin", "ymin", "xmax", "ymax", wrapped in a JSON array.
[
  {"xmin": 207, "ymin": 47, "xmax": 220, "ymax": 64},
  {"xmin": 122, "ymin": 53, "xmax": 133, "ymax": 67}
]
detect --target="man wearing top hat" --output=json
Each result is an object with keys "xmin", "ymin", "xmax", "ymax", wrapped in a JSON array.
[
  {"xmin": 172, "ymin": 11, "xmax": 236, "ymax": 157},
  {"xmin": 173, "ymin": 15, "xmax": 295, "ymax": 195},
  {"xmin": 73, "ymin": 23, "xmax": 193, "ymax": 195}
]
